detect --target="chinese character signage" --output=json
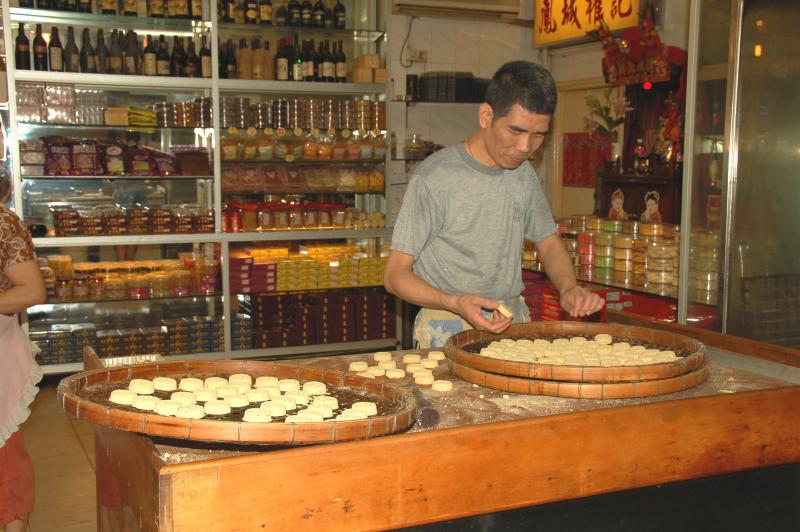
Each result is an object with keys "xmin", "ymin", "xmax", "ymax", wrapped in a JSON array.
[{"xmin": 534, "ymin": 0, "xmax": 640, "ymax": 47}]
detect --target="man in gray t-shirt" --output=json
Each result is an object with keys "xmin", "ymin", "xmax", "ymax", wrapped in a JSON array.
[{"xmin": 385, "ymin": 61, "xmax": 603, "ymax": 347}]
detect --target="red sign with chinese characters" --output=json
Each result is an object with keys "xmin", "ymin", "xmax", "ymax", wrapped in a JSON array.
[
  {"xmin": 562, "ymin": 132, "xmax": 609, "ymax": 188},
  {"xmin": 534, "ymin": 0, "xmax": 640, "ymax": 47}
]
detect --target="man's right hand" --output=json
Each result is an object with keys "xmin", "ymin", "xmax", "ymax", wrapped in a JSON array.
[{"xmin": 445, "ymin": 294, "xmax": 513, "ymax": 334}]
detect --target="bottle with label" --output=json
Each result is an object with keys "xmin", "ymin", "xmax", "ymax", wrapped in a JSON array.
[
  {"xmin": 124, "ymin": 30, "xmax": 140, "ymax": 75},
  {"xmin": 301, "ymin": 0, "xmax": 313, "ymax": 26},
  {"xmin": 334, "ymin": 40, "xmax": 346, "ymax": 82},
  {"xmin": 143, "ymin": 35, "xmax": 158, "ymax": 76},
  {"xmin": 157, "ymin": 35, "xmax": 171, "ymax": 76},
  {"xmin": 80, "ymin": 28, "xmax": 97, "ymax": 73},
  {"xmin": 222, "ymin": 0, "xmax": 235, "ymax": 22},
  {"xmin": 65, "ymin": 0, "xmax": 78, "ymax": 11},
  {"xmin": 633, "ymin": 138, "xmax": 650, "ymax": 176},
  {"xmin": 275, "ymin": 1, "xmax": 287, "ymax": 25},
  {"xmin": 64, "ymin": 27, "xmax": 80, "ymax": 73},
  {"xmin": 150, "ymin": 0, "xmax": 165, "ymax": 17},
  {"xmin": 312, "ymin": 0, "xmax": 325, "ymax": 27},
  {"xmin": 288, "ymin": 0, "xmax": 301, "ymax": 26},
  {"xmin": 170, "ymin": 36, "xmax": 186, "ymax": 77},
  {"xmin": 263, "ymin": 40, "xmax": 274, "ymax": 80},
  {"xmin": 237, "ymin": 38, "xmax": 252, "ymax": 79},
  {"xmin": 275, "ymin": 38, "xmax": 289, "ymax": 81},
  {"xmin": 15, "ymin": 24, "xmax": 31, "ymax": 71},
  {"xmin": 49, "ymin": 27, "xmax": 64, "ymax": 72},
  {"xmin": 51, "ymin": 0, "xmax": 65, "ymax": 10},
  {"xmin": 185, "ymin": 39, "xmax": 199, "ymax": 77},
  {"xmin": 107, "ymin": 30, "xmax": 122, "ymax": 74},
  {"xmin": 101, "ymin": 0, "xmax": 117, "ymax": 15},
  {"xmin": 199, "ymin": 35, "xmax": 212, "ymax": 78},
  {"xmin": 259, "ymin": 0, "xmax": 273, "ymax": 25},
  {"xmin": 124, "ymin": 0, "xmax": 137, "ymax": 16},
  {"xmin": 190, "ymin": 0, "xmax": 202, "ymax": 20},
  {"xmin": 333, "ymin": 0, "xmax": 345, "ymax": 29},
  {"xmin": 33, "ymin": 24, "xmax": 47, "ymax": 72},
  {"xmin": 320, "ymin": 40, "xmax": 334, "ymax": 82},
  {"xmin": 219, "ymin": 40, "xmax": 229, "ymax": 78},
  {"xmin": 292, "ymin": 37, "xmax": 303, "ymax": 81},
  {"xmin": 323, "ymin": 1, "xmax": 333, "ymax": 27},
  {"xmin": 19, "ymin": 0, "xmax": 33, "ymax": 7},
  {"xmin": 251, "ymin": 39, "xmax": 265, "ymax": 79},
  {"xmin": 78, "ymin": 0, "xmax": 92, "ymax": 12},
  {"xmin": 173, "ymin": 0, "xmax": 190, "ymax": 18},
  {"xmin": 245, "ymin": 0, "xmax": 259, "ymax": 23},
  {"xmin": 96, "ymin": 29, "xmax": 109, "ymax": 74},
  {"xmin": 302, "ymin": 40, "xmax": 314, "ymax": 82},
  {"xmin": 225, "ymin": 39, "xmax": 237, "ymax": 79}
]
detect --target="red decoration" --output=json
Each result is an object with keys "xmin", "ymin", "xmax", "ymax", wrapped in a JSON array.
[
  {"xmin": 599, "ymin": 9, "xmax": 673, "ymax": 87},
  {"xmin": 563, "ymin": 133, "xmax": 609, "ymax": 188}
]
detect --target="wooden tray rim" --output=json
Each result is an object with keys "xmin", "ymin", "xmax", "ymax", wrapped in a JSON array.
[
  {"xmin": 444, "ymin": 322, "xmax": 706, "ymax": 383},
  {"xmin": 57, "ymin": 359, "xmax": 417, "ymax": 445}
]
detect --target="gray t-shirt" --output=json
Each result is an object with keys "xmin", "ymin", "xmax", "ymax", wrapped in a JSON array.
[{"xmin": 391, "ymin": 143, "xmax": 556, "ymax": 302}]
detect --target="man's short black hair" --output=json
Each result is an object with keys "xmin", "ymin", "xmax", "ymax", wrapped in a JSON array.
[{"xmin": 485, "ymin": 61, "xmax": 558, "ymax": 119}]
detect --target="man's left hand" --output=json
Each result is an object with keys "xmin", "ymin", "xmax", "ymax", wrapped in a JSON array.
[{"xmin": 560, "ymin": 286, "xmax": 604, "ymax": 318}]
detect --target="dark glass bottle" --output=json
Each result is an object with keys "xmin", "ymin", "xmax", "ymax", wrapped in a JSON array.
[
  {"xmin": 49, "ymin": 27, "xmax": 64, "ymax": 72},
  {"xmin": 80, "ymin": 28, "xmax": 97, "ymax": 73},
  {"xmin": 275, "ymin": 2, "xmax": 287, "ymax": 25},
  {"xmin": 302, "ymin": 40, "xmax": 314, "ymax": 82},
  {"xmin": 288, "ymin": 0, "xmax": 301, "ymax": 26},
  {"xmin": 123, "ymin": 30, "xmax": 140, "ymax": 75},
  {"xmin": 33, "ymin": 24, "xmax": 47, "ymax": 72},
  {"xmin": 190, "ymin": 0, "xmax": 202, "ymax": 20},
  {"xmin": 323, "ymin": 1, "xmax": 333, "ymax": 28},
  {"xmin": 224, "ymin": 0, "xmax": 236, "ymax": 22},
  {"xmin": 312, "ymin": 0, "xmax": 325, "ymax": 27},
  {"xmin": 100, "ymin": 0, "xmax": 117, "ymax": 15},
  {"xmin": 170, "ymin": 36, "xmax": 186, "ymax": 77},
  {"xmin": 226, "ymin": 39, "xmax": 238, "ymax": 79},
  {"xmin": 143, "ymin": 35, "xmax": 158, "ymax": 76},
  {"xmin": 19, "ymin": 0, "xmax": 34, "ymax": 7},
  {"xmin": 150, "ymin": 0, "xmax": 165, "ymax": 17},
  {"xmin": 245, "ymin": 0, "xmax": 258, "ymax": 23},
  {"xmin": 123, "ymin": 0, "xmax": 137, "ymax": 16},
  {"xmin": 292, "ymin": 37, "xmax": 303, "ymax": 81},
  {"xmin": 200, "ymin": 35, "xmax": 212, "ymax": 78},
  {"xmin": 185, "ymin": 39, "xmax": 199, "ymax": 77},
  {"xmin": 78, "ymin": 0, "xmax": 92, "ymax": 12},
  {"xmin": 96, "ymin": 29, "xmax": 109, "ymax": 74},
  {"xmin": 275, "ymin": 38, "xmax": 288, "ymax": 81},
  {"xmin": 321, "ymin": 39, "xmax": 334, "ymax": 82},
  {"xmin": 65, "ymin": 0, "xmax": 78, "ymax": 11},
  {"xmin": 300, "ymin": 0, "xmax": 312, "ymax": 26},
  {"xmin": 15, "ymin": 24, "xmax": 31, "ymax": 71},
  {"xmin": 156, "ymin": 35, "xmax": 171, "ymax": 76},
  {"xmin": 259, "ymin": 0, "xmax": 273, "ymax": 25},
  {"xmin": 107, "ymin": 30, "xmax": 122, "ymax": 74},
  {"xmin": 333, "ymin": 0, "xmax": 345, "ymax": 29},
  {"xmin": 334, "ymin": 39, "xmax": 346, "ymax": 83},
  {"xmin": 64, "ymin": 26, "xmax": 80, "ymax": 73},
  {"xmin": 219, "ymin": 40, "xmax": 228, "ymax": 78}
]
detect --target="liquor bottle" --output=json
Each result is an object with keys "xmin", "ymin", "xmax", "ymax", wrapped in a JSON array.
[
  {"xmin": 80, "ymin": 28, "xmax": 97, "ymax": 73},
  {"xmin": 275, "ymin": 2, "xmax": 287, "ymax": 25},
  {"xmin": 633, "ymin": 138, "xmax": 650, "ymax": 176},
  {"xmin": 199, "ymin": 35, "xmax": 212, "ymax": 78},
  {"xmin": 64, "ymin": 27, "xmax": 80, "ymax": 73},
  {"xmin": 225, "ymin": 39, "xmax": 237, "ymax": 79},
  {"xmin": 275, "ymin": 38, "xmax": 289, "ymax": 80},
  {"xmin": 123, "ymin": 31, "xmax": 140, "ymax": 75},
  {"xmin": 251, "ymin": 39, "xmax": 264, "ymax": 79},
  {"xmin": 245, "ymin": 0, "xmax": 259, "ymax": 23},
  {"xmin": 78, "ymin": 0, "xmax": 92, "ymax": 12},
  {"xmin": 263, "ymin": 40, "xmax": 274, "ymax": 80},
  {"xmin": 323, "ymin": 1, "xmax": 333, "ymax": 28},
  {"xmin": 173, "ymin": 0, "xmax": 190, "ymax": 18},
  {"xmin": 190, "ymin": 0, "xmax": 202, "ymax": 20},
  {"xmin": 300, "ymin": 0, "xmax": 312, "ymax": 26},
  {"xmin": 65, "ymin": 0, "xmax": 77, "ymax": 11},
  {"xmin": 185, "ymin": 39, "xmax": 199, "ymax": 77},
  {"xmin": 100, "ymin": 0, "xmax": 117, "ymax": 15},
  {"xmin": 312, "ymin": 0, "xmax": 325, "ymax": 27},
  {"xmin": 292, "ymin": 37, "xmax": 303, "ymax": 81},
  {"xmin": 259, "ymin": 0, "xmax": 273, "ymax": 25},
  {"xmin": 143, "ymin": 35, "xmax": 158, "ymax": 76},
  {"xmin": 107, "ymin": 30, "xmax": 122, "ymax": 74},
  {"xmin": 15, "ymin": 24, "xmax": 31, "ymax": 71},
  {"xmin": 302, "ymin": 40, "xmax": 315, "ymax": 82},
  {"xmin": 223, "ymin": 0, "xmax": 236, "ymax": 22},
  {"xmin": 51, "ymin": 0, "xmax": 64, "ymax": 10},
  {"xmin": 219, "ymin": 40, "xmax": 228, "ymax": 78},
  {"xmin": 150, "ymin": 0, "xmax": 165, "ymax": 17},
  {"xmin": 334, "ymin": 40, "xmax": 346, "ymax": 82},
  {"xmin": 320, "ymin": 39, "xmax": 334, "ymax": 82},
  {"xmin": 19, "ymin": 0, "xmax": 33, "ymax": 7},
  {"xmin": 156, "ymin": 35, "xmax": 171, "ymax": 76},
  {"xmin": 236, "ymin": 38, "xmax": 251, "ymax": 79},
  {"xmin": 170, "ymin": 36, "xmax": 186, "ymax": 77},
  {"xmin": 288, "ymin": 0, "xmax": 301, "ymax": 26},
  {"xmin": 124, "ymin": 0, "xmax": 137, "ymax": 16},
  {"xmin": 96, "ymin": 30, "xmax": 109, "ymax": 74},
  {"xmin": 333, "ymin": 0, "xmax": 345, "ymax": 29},
  {"xmin": 33, "ymin": 24, "xmax": 47, "ymax": 72}
]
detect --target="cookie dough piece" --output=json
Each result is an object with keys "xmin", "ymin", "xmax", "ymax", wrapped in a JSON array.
[
  {"xmin": 155, "ymin": 400, "xmax": 179, "ymax": 416},
  {"xmin": 496, "ymin": 303, "xmax": 514, "ymax": 318},
  {"xmin": 351, "ymin": 401, "xmax": 378, "ymax": 416},
  {"xmin": 170, "ymin": 391, "xmax": 196, "ymax": 405},
  {"xmin": 204, "ymin": 376, "xmax": 229, "ymax": 390},
  {"xmin": 414, "ymin": 374, "xmax": 435, "ymax": 386},
  {"xmin": 302, "ymin": 381, "xmax": 327, "ymax": 396},
  {"xmin": 128, "ymin": 379, "xmax": 155, "ymax": 395},
  {"xmin": 246, "ymin": 388, "xmax": 270, "ymax": 403},
  {"xmin": 229, "ymin": 373, "xmax": 253, "ymax": 387},
  {"xmin": 348, "ymin": 361, "xmax": 369, "ymax": 372},
  {"xmin": 274, "ymin": 396, "xmax": 298, "ymax": 411},
  {"xmin": 357, "ymin": 371, "xmax": 375, "ymax": 379},
  {"xmin": 427, "ymin": 351, "xmax": 446, "ymax": 361},
  {"xmin": 569, "ymin": 336, "xmax": 588, "ymax": 344},
  {"xmin": 152, "ymin": 377, "xmax": 177, "ymax": 392},
  {"xmin": 336, "ymin": 411, "xmax": 366, "ymax": 421},
  {"xmin": 421, "ymin": 359, "xmax": 439, "ymax": 369},
  {"xmin": 178, "ymin": 377, "xmax": 204, "ymax": 392},
  {"xmin": 254, "ymin": 376, "xmax": 279, "ymax": 388},
  {"xmin": 278, "ymin": 379, "xmax": 301, "ymax": 392},
  {"xmin": 366, "ymin": 366, "xmax": 386, "ymax": 377},
  {"xmin": 377, "ymin": 360, "xmax": 397, "ymax": 370},
  {"xmin": 385, "ymin": 368, "xmax": 406, "ymax": 379},
  {"xmin": 215, "ymin": 385, "xmax": 239, "ymax": 399},
  {"xmin": 243, "ymin": 408, "xmax": 271, "ymax": 423},
  {"xmin": 261, "ymin": 402, "xmax": 287, "ymax": 417},
  {"xmin": 227, "ymin": 394, "xmax": 249, "ymax": 408},
  {"xmin": 204, "ymin": 399, "xmax": 232, "ymax": 416},
  {"xmin": 176, "ymin": 404, "xmax": 205, "ymax": 419},
  {"xmin": 412, "ymin": 369, "xmax": 433, "ymax": 379},
  {"xmin": 402, "ymin": 354, "xmax": 422, "ymax": 364},
  {"xmin": 312, "ymin": 395, "xmax": 339, "ymax": 410},
  {"xmin": 406, "ymin": 363, "xmax": 425, "ymax": 374},
  {"xmin": 262, "ymin": 386, "xmax": 282, "ymax": 399},
  {"xmin": 193, "ymin": 389, "xmax": 217, "ymax": 402},
  {"xmin": 432, "ymin": 380, "xmax": 453, "ymax": 392},
  {"xmin": 286, "ymin": 390, "xmax": 310, "ymax": 405},
  {"xmin": 373, "ymin": 351, "xmax": 393, "ymax": 362},
  {"xmin": 304, "ymin": 405, "xmax": 334, "ymax": 419},
  {"xmin": 109, "ymin": 389, "xmax": 137, "ymax": 405}
]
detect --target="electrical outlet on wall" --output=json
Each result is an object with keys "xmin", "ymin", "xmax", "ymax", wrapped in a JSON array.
[{"xmin": 408, "ymin": 49, "xmax": 428, "ymax": 63}]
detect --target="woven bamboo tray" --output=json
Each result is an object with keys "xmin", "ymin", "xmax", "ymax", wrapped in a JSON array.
[
  {"xmin": 444, "ymin": 322, "xmax": 706, "ymax": 383},
  {"xmin": 449, "ymin": 359, "xmax": 711, "ymax": 399},
  {"xmin": 57, "ymin": 359, "xmax": 417, "ymax": 445}
]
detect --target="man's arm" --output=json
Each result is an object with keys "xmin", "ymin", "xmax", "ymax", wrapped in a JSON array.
[
  {"xmin": 535, "ymin": 234, "xmax": 604, "ymax": 317},
  {"xmin": 0, "ymin": 260, "xmax": 47, "ymax": 314},
  {"xmin": 383, "ymin": 250, "xmax": 512, "ymax": 333}
]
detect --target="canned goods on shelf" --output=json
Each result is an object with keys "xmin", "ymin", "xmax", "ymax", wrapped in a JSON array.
[
  {"xmin": 595, "ymin": 256, "xmax": 614, "ymax": 269},
  {"xmin": 646, "ymin": 270, "xmax": 674, "ymax": 284},
  {"xmin": 647, "ymin": 241, "xmax": 678, "ymax": 260},
  {"xmin": 632, "ymin": 261, "xmax": 646, "ymax": 274},
  {"xmin": 622, "ymin": 221, "xmax": 640, "ymax": 235},
  {"xmin": 577, "ymin": 243, "xmax": 595, "ymax": 255},
  {"xmin": 646, "ymin": 257, "xmax": 674, "ymax": 272},
  {"xmin": 579, "ymin": 254, "xmax": 596, "ymax": 266},
  {"xmin": 586, "ymin": 217, "xmax": 602, "ymax": 231},
  {"xmin": 640, "ymin": 222, "xmax": 666, "ymax": 237},
  {"xmin": 613, "ymin": 236, "xmax": 634, "ymax": 249},
  {"xmin": 602, "ymin": 219, "xmax": 623, "ymax": 232},
  {"xmin": 595, "ymin": 232, "xmax": 615, "ymax": 246},
  {"xmin": 613, "ymin": 248, "xmax": 634, "ymax": 260},
  {"xmin": 613, "ymin": 259, "xmax": 633, "ymax": 272},
  {"xmin": 595, "ymin": 245, "xmax": 614, "ymax": 258}
]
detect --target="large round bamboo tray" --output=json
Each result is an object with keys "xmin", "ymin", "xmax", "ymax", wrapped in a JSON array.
[
  {"xmin": 444, "ymin": 322, "xmax": 706, "ymax": 383},
  {"xmin": 57, "ymin": 359, "xmax": 417, "ymax": 445},
  {"xmin": 449, "ymin": 359, "xmax": 711, "ymax": 399}
]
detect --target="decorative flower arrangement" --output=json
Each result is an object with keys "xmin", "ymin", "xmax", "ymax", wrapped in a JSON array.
[{"xmin": 583, "ymin": 88, "xmax": 633, "ymax": 144}]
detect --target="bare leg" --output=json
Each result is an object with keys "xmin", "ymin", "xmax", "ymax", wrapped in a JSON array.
[{"xmin": 4, "ymin": 517, "xmax": 28, "ymax": 532}]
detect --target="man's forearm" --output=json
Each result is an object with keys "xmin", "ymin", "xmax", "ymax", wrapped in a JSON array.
[
  {"xmin": 538, "ymin": 236, "xmax": 578, "ymax": 294},
  {"xmin": 384, "ymin": 269, "xmax": 458, "ymax": 313},
  {"xmin": 0, "ymin": 284, "xmax": 46, "ymax": 314}
]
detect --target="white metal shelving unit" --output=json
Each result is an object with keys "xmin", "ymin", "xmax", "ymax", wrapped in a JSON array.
[{"xmin": 2, "ymin": 0, "xmax": 397, "ymax": 374}]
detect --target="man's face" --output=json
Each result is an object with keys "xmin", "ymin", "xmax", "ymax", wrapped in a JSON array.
[{"xmin": 479, "ymin": 103, "xmax": 551, "ymax": 169}]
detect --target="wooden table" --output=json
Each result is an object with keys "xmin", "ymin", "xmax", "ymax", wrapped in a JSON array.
[{"xmin": 88, "ymin": 319, "xmax": 800, "ymax": 531}]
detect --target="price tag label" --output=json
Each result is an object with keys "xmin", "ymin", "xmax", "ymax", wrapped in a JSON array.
[
  {"xmin": 264, "ymin": 127, "xmax": 275, "ymax": 136},
  {"xmin": 342, "ymin": 129, "xmax": 352, "ymax": 138},
  {"xmin": 293, "ymin": 127, "xmax": 304, "ymax": 137},
  {"xmin": 276, "ymin": 127, "xmax": 287, "ymax": 137},
  {"xmin": 227, "ymin": 126, "xmax": 238, "ymax": 135},
  {"xmin": 246, "ymin": 127, "xmax": 257, "ymax": 136}
]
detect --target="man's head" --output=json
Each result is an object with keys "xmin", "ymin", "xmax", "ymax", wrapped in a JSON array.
[{"xmin": 476, "ymin": 61, "xmax": 557, "ymax": 169}]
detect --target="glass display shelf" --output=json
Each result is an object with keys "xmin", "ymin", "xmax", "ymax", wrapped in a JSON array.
[
  {"xmin": 23, "ymin": 175, "xmax": 212, "ymax": 180},
  {"xmin": 41, "ymin": 293, "xmax": 220, "ymax": 306},
  {"xmin": 223, "ymin": 227, "xmax": 391, "ymax": 242},
  {"xmin": 218, "ymin": 79, "xmax": 384, "ymax": 95},
  {"xmin": 221, "ymin": 159, "xmax": 385, "ymax": 165},
  {"xmin": 14, "ymin": 71, "xmax": 213, "ymax": 90},
  {"xmin": 222, "ymin": 188, "xmax": 384, "ymax": 194},
  {"xmin": 216, "ymin": 22, "xmax": 384, "ymax": 43},
  {"xmin": 33, "ymin": 233, "xmax": 221, "ymax": 247},
  {"xmin": 9, "ymin": 7, "xmax": 207, "ymax": 35},
  {"xmin": 18, "ymin": 123, "xmax": 213, "ymax": 133}
]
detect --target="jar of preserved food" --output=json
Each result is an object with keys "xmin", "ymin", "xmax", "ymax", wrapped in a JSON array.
[
  {"xmin": 274, "ymin": 205, "xmax": 290, "ymax": 230},
  {"xmin": 104, "ymin": 276, "xmax": 126, "ymax": 299},
  {"xmin": 89, "ymin": 275, "xmax": 105, "ymax": 299},
  {"xmin": 72, "ymin": 275, "xmax": 89, "ymax": 301},
  {"xmin": 288, "ymin": 206, "xmax": 304, "ymax": 229},
  {"xmin": 241, "ymin": 202, "xmax": 259, "ymax": 232},
  {"xmin": 55, "ymin": 278, "xmax": 72, "ymax": 302},
  {"xmin": 171, "ymin": 270, "xmax": 193, "ymax": 296},
  {"xmin": 197, "ymin": 258, "xmax": 219, "ymax": 295},
  {"xmin": 258, "ymin": 203, "xmax": 274, "ymax": 230},
  {"xmin": 151, "ymin": 272, "xmax": 171, "ymax": 298}
]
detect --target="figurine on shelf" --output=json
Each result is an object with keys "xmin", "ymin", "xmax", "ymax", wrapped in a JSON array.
[
  {"xmin": 608, "ymin": 188, "xmax": 628, "ymax": 220},
  {"xmin": 641, "ymin": 190, "xmax": 663, "ymax": 222}
]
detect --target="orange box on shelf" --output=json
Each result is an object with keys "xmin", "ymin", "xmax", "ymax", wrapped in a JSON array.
[
  {"xmin": 373, "ymin": 68, "xmax": 388, "ymax": 83},
  {"xmin": 355, "ymin": 54, "xmax": 380, "ymax": 69},
  {"xmin": 351, "ymin": 67, "xmax": 374, "ymax": 83}
]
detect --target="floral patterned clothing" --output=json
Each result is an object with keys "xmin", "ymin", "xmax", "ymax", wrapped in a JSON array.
[{"xmin": 0, "ymin": 205, "xmax": 36, "ymax": 291}]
